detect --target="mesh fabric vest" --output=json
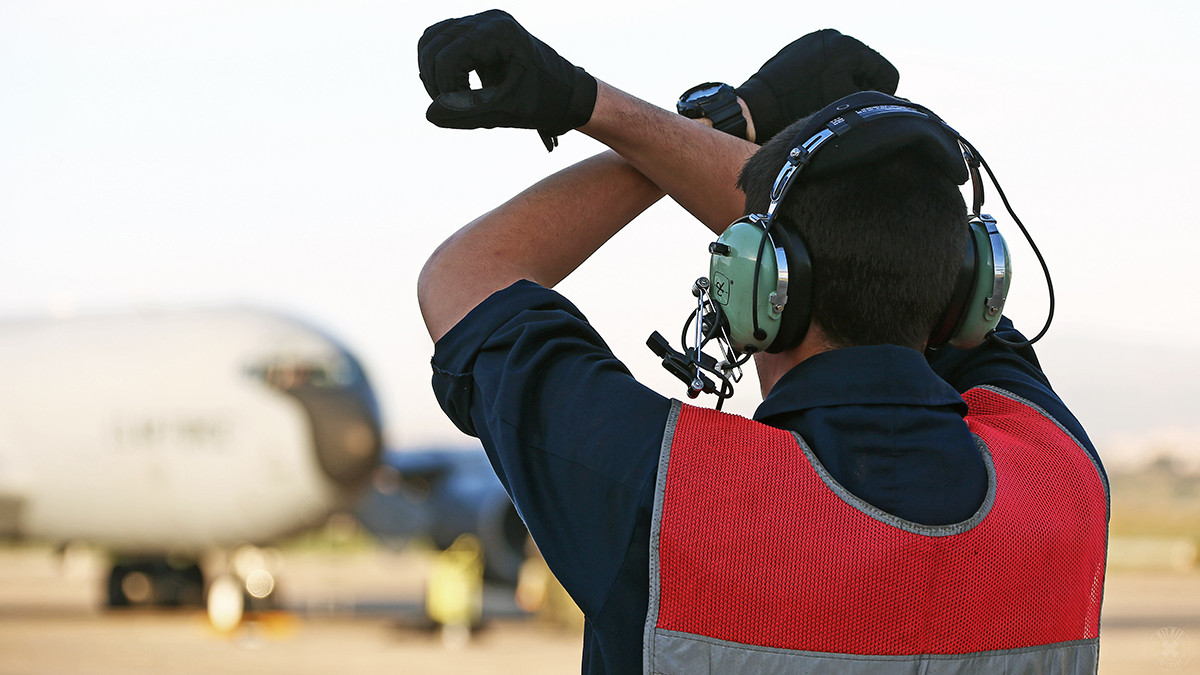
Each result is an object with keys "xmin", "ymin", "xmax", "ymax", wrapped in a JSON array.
[{"xmin": 643, "ymin": 386, "xmax": 1108, "ymax": 674}]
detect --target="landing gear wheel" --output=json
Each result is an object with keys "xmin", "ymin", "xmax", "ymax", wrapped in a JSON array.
[{"xmin": 206, "ymin": 574, "xmax": 245, "ymax": 633}]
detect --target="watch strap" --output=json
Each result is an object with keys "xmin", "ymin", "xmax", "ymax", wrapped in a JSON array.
[{"xmin": 677, "ymin": 82, "xmax": 748, "ymax": 140}]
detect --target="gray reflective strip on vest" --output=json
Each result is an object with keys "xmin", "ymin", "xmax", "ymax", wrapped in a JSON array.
[
  {"xmin": 650, "ymin": 630, "xmax": 1099, "ymax": 675},
  {"xmin": 644, "ymin": 399, "xmax": 684, "ymax": 675}
]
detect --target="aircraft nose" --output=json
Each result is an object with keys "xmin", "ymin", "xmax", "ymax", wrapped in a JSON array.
[
  {"xmin": 254, "ymin": 351, "xmax": 383, "ymax": 490},
  {"xmin": 287, "ymin": 379, "xmax": 382, "ymax": 488}
]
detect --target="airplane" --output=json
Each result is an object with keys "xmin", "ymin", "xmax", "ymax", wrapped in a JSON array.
[
  {"xmin": 0, "ymin": 306, "xmax": 384, "ymax": 623},
  {"xmin": 356, "ymin": 446, "xmax": 530, "ymax": 585}
]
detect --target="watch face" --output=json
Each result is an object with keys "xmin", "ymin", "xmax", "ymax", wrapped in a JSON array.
[{"xmin": 687, "ymin": 84, "xmax": 724, "ymax": 101}]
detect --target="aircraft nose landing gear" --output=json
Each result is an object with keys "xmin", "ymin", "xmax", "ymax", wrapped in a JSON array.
[{"xmin": 106, "ymin": 558, "xmax": 205, "ymax": 608}]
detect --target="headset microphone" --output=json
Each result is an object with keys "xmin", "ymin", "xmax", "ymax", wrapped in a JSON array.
[{"xmin": 647, "ymin": 277, "xmax": 744, "ymax": 410}]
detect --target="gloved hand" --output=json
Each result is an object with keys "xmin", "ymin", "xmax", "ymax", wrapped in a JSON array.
[
  {"xmin": 417, "ymin": 9, "xmax": 598, "ymax": 151},
  {"xmin": 735, "ymin": 29, "xmax": 899, "ymax": 144}
]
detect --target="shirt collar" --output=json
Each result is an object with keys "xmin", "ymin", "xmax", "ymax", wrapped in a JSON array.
[{"xmin": 753, "ymin": 344, "xmax": 967, "ymax": 423}]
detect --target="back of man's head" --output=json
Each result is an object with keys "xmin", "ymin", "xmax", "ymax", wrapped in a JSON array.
[{"xmin": 738, "ymin": 118, "xmax": 968, "ymax": 350}]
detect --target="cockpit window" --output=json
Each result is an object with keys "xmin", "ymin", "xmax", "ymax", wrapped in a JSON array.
[{"xmin": 246, "ymin": 356, "xmax": 354, "ymax": 390}]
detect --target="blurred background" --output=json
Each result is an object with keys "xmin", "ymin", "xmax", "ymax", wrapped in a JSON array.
[{"xmin": 1, "ymin": 1, "xmax": 1197, "ymax": 673}]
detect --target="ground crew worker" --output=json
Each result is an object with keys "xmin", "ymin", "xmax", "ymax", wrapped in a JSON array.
[{"xmin": 416, "ymin": 10, "xmax": 1107, "ymax": 674}]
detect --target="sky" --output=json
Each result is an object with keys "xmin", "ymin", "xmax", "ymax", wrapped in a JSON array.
[{"xmin": 1, "ymin": 0, "xmax": 1198, "ymax": 468}]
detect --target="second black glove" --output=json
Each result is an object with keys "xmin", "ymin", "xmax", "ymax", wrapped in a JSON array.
[{"xmin": 735, "ymin": 29, "xmax": 899, "ymax": 144}]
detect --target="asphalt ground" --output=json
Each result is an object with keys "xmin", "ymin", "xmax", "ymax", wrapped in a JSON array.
[{"xmin": 0, "ymin": 545, "xmax": 1196, "ymax": 674}]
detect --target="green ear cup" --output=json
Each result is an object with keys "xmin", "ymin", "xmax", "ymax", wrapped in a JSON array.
[
  {"xmin": 948, "ymin": 216, "xmax": 1011, "ymax": 349},
  {"xmin": 709, "ymin": 219, "xmax": 785, "ymax": 354}
]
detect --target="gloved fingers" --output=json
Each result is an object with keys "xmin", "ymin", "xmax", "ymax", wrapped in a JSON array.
[
  {"xmin": 418, "ymin": 17, "xmax": 473, "ymax": 99},
  {"xmin": 424, "ymin": 63, "xmax": 532, "ymax": 129},
  {"xmin": 426, "ymin": 90, "xmax": 499, "ymax": 129},
  {"xmin": 422, "ymin": 30, "xmax": 501, "ymax": 99},
  {"xmin": 818, "ymin": 50, "xmax": 898, "ymax": 107},
  {"xmin": 853, "ymin": 49, "xmax": 899, "ymax": 94},
  {"xmin": 475, "ymin": 52, "xmax": 511, "ymax": 90},
  {"xmin": 822, "ymin": 32, "xmax": 898, "ymax": 95},
  {"xmin": 765, "ymin": 29, "xmax": 840, "ymax": 67},
  {"xmin": 417, "ymin": 10, "xmax": 521, "ymax": 99}
]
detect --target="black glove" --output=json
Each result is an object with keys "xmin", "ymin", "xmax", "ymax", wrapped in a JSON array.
[
  {"xmin": 735, "ymin": 29, "xmax": 899, "ymax": 144},
  {"xmin": 417, "ymin": 9, "xmax": 598, "ymax": 151}
]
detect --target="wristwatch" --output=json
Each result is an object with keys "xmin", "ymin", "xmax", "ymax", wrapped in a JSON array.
[{"xmin": 677, "ymin": 82, "xmax": 748, "ymax": 140}]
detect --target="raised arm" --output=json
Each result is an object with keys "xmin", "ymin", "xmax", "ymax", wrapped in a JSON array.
[
  {"xmin": 417, "ymin": 143, "xmax": 664, "ymax": 342},
  {"xmin": 415, "ymin": 11, "xmax": 753, "ymax": 340},
  {"xmin": 415, "ymin": 10, "xmax": 899, "ymax": 341},
  {"xmin": 587, "ymin": 27, "xmax": 899, "ymax": 231},
  {"xmin": 584, "ymin": 81, "xmax": 755, "ymax": 232},
  {"xmin": 415, "ymin": 78, "xmax": 754, "ymax": 341}
]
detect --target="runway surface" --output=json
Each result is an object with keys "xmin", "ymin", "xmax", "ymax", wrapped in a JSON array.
[{"xmin": 0, "ymin": 545, "xmax": 1196, "ymax": 674}]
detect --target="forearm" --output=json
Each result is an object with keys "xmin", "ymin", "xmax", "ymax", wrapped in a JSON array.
[
  {"xmin": 417, "ymin": 12, "xmax": 899, "ymax": 344},
  {"xmin": 418, "ymin": 150, "xmax": 663, "ymax": 342},
  {"xmin": 582, "ymin": 80, "xmax": 757, "ymax": 233},
  {"xmin": 419, "ymin": 82, "xmax": 758, "ymax": 343}
]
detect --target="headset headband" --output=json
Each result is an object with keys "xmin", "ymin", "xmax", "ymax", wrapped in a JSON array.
[{"xmin": 771, "ymin": 92, "xmax": 969, "ymax": 192}]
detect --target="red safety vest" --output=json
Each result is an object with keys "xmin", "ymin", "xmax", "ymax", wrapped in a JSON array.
[{"xmin": 644, "ymin": 386, "xmax": 1108, "ymax": 674}]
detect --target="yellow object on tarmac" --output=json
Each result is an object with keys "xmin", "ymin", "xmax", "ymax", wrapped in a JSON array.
[
  {"xmin": 426, "ymin": 534, "xmax": 484, "ymax": 643},
  {"xmin": 516, "ymin": 546, "xmax": 584, "ymax": 632}
]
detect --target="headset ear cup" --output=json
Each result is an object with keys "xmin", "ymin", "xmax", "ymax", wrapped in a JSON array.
[
  {"xmin": 764, "ymin": 226, "xmax": 812, "ymax": 354},
  {"xmin": 709, "ymin": 219, "xmax": 781, "ymax": 354},
  {"xmin": 945, "ymin": 217, "xmax": 1011, "ymax": 349},
  {"xmin": 928, "ymin": 231, "xmax": 978, "ymax": 348}
]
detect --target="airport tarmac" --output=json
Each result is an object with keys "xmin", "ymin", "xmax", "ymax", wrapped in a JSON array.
[{"xmin": 0, "ymin": 545, "xmax": 1197, "ymax": 674}]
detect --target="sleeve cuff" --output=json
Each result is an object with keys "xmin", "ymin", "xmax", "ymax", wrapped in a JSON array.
[{"xmin": 430, "ymin": 280, "xmax": 581, "ymax": 436}]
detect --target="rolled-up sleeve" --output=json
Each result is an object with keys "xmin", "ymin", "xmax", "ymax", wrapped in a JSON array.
[{"xmin": 430, "ymin": 280, "xmax": 669, "ymax": 614}]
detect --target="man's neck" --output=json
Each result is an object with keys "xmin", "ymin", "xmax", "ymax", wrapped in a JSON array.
[
  {"xmin": 754, "ymin": 326, "xmax": 930, "ymax": 398},
  {"xmin": 753, "ymin": 326, "xmax": 838, "ymax": 398}
]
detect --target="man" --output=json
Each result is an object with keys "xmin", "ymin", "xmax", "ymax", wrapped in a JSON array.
[{"xmin": 417, "ymin": 10, "xmax": 1107, "ymax": 674}]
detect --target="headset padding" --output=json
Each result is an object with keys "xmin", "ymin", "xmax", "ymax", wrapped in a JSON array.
[
  {"xmin": 764, "ymin": 225, "xmax": 813, "ymax": 354},
  {"xmin": 927, "ymin": 231, "xmax": 979, "ymax": 348},
  {"xmin": 782, "ymin": 91, "xmax": 969, "ymax": 186}
]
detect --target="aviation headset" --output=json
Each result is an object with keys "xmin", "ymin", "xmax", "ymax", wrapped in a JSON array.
[{"xmin": 649, "ymin": 91, "xmax": 1054, "ymax": 409}]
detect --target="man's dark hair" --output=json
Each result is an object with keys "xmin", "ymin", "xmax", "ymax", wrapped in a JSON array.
[{"xmin": 738, "ymin": 117, "xmax": 968, "ymax": 350}]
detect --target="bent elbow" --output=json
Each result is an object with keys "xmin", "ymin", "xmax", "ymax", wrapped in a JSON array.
[{"xmin": 417, "ymin": 242, "xmax": 452, "ymax": 342}]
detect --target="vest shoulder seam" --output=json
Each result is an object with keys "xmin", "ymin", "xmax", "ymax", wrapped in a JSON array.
[
  {"xmin": 969, "ymin": 384, "xmax": 1111, "ymax": 512},
  {"xmin": 790, "ymin": 430, "xmax": 998, "ymax": 537}
]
